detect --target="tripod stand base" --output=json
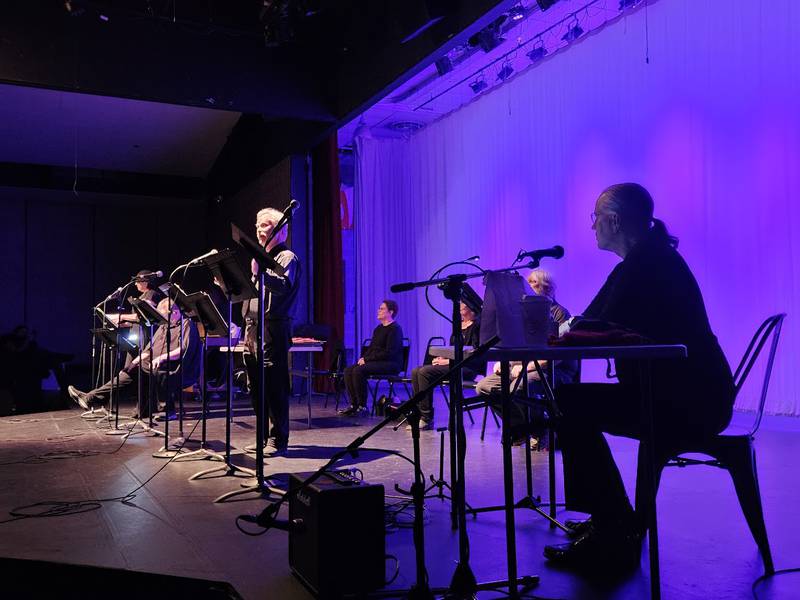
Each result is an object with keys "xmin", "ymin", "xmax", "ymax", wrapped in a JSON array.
[
  {"xmin": 213, "ymin": 478, "xmax": 285, "ymax": 503},
  {"xmin": 124, "ymin": 419, "xmax": 165, "ymax": 438},
  {"xmin": 105, "ymin": 425, "xmax": 132, "ymax": 436},
  {"xmin": 189, "ymin": 461, "xmax": 255, "ymax": 482},
  {"xmin": 171, "ymin": 448, "xmax": 226, "ymax": 464},
  {"xmin": 81, "ymin": 407, "xmax": 108, "ymax": 420},
  {"xmin": 467, "ymin": 496, "xmax": 568, "ymax": 532},
  {"xmin": 152, "ymin": 442, "xmax": 188, "ymax": 459}
]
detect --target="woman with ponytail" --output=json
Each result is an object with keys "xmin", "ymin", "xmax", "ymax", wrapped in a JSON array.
[{"xmin": 543, "ymin": 183, "xmax": 734, "ymax": 573}]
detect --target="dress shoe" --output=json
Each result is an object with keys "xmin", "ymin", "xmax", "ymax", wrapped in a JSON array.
[
  {"xmin": 338, "ymin": 404, "xmax": 367, "ymax": 417},
  {"xmin": 264, "ymin": 438, "xmax": 288, "ymax": 457},
  {"xmin": 405, "ymin": 419, "xmax": 433, "ymax": 431},
  {"xmin": 564, "ymin": 517, "xmax": 593, "ymax": 538},
  {"xmin": 544, "ymin": 524, "xmax": 641, "ymax": 573},
  {"xmin": 67, "ymin": 385, "xmax": 91, "ymax": 411}
]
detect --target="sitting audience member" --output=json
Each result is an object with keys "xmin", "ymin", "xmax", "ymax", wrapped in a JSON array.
[
  {"xmin": 68, "ymin": 298, "xmax": 200, "ymax": 418},
  {"xmin": 543, "ymin": 183, "xmax": 734, "ymax": 573},
  {"xmin": 475, "ymin": 268, "xmax": 576, "ymax": 441},
  {"xmin": 409, "ymin": 302, "xmax": 481, "ymax": 430},
  {"xmin": 340, "ymin": 300, "xmax": 403, "ymax": 416}
]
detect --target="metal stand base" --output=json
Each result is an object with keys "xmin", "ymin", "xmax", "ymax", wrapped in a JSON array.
[
  {"xmin": 214, "ymin": 478, "xmax": 285, "ymax": 504},
  {"xmin": 81, "ymin": 407, "xmax": 108, "ymax": 420},
  {"xmin": 189, "ymin": 461, "xmax": 255, "ymax": 482},
  {"xmin": 124, "ymin": 419, "xmax": 165, "ymax": 438},
  {"xmin": 467, "ymin": 496, "xmax": 568, "ymax": 532},
  {"xmin": 172, "ymin": 448, "xmax": 226, "ymax": 464},
  {"xmin": 152, "ymin": 441, "xmax": 188, "ymax": 459}
]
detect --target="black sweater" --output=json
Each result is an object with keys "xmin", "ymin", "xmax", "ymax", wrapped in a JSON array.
[
  {"xmin": 364, "ymin": 321, "xmax": 404, "ymax": 368},
  {"xmin": 584, "ymin": 233, "xmax": 734, "ymax": 432}
]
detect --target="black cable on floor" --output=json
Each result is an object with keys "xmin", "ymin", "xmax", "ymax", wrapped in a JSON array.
[{"xmin": 752, "ymin": 567, "xmax": 800, "ymax": 599}]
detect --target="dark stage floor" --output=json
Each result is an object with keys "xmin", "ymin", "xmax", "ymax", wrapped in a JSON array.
[{"xmin": 1, "ymin": 392, "xmax": 798, "ymax": 599}]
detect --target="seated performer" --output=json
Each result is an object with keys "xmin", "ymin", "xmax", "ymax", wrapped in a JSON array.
[
  {"xmin": 543, "ymin": 183, "xmax": 734, "ymax": 573},
  {"xmin": 68, "ymin": 298, "xmax": 200, "ymax": 418},
  {"xmin": 475, "ymin": 267, "xmax": 576, "ymax": 440},
  {"xmin": 409, "ymin": 301, "xmax": 481, "ymax": 430},
  {"xmin": 340, "ymin": 300, "xmax": 403, "ymax": 416}
]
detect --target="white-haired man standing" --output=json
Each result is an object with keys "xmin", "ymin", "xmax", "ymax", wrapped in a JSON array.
[{"xmin": 242, "ymin": 207, "xmax": 301, "ymax": 456}]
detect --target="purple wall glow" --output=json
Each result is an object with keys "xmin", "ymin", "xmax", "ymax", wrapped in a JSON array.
[{"xmin": 354, "ymin": 0, "xmax": 800, "ymax": 415}]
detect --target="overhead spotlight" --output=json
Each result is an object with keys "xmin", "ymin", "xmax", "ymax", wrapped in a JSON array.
[
  {"xmin": 468, "ymin": 15, "xmax": 507, "ymax": 52},
  {"xmin": 526, "ymin": 40, "xmax": 548, "ymax": 63},
  {"xmin": 509, "ymin": 4, "xmax": 526, "ymax": 21},
  {"xmin": 496, "ymin": 61, "xmax": 514, "ymax": 81},
  {"xmin": 435, "ymin": 56, "xmax": 453, "ymax": 76},
  {"xmin": 561, "ymin": 20, "xmax": 584, "ymax": 43},
  {"xmin": 469, "ymin": 77, "xmax": 488, "ymax": 94},
  {"xmin": 536, "ymin": 0, "xmax": 560, "ymax": 10}
]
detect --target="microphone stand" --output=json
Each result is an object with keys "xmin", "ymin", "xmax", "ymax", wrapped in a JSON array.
[
  {"xmin": 240, "ymin": 337, "xmax": 500, "ymax": 600},
  {"xmin": 390, "ymin": 261, "xmax": 540, "ymax": 599}
]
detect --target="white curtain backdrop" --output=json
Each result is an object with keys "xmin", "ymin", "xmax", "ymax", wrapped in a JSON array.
[{"xmin": 354, "ymin": 0, "xmax": 800, "ymax": 415}]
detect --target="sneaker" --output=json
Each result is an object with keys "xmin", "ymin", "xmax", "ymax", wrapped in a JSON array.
[
  {"xmin": 264, "ymin": 438, "xmax": 288, "ymax": 457},
  {"xmin": 405, "ymin": 419, "xmax": 433, "ymax": 431},
  {"xmin": 244, "ymin": 441, "xmax": 267, "ymax": 454},
  {"xmin": 67, "ymin": 385, "xmax": 90, "ymax": 411}
]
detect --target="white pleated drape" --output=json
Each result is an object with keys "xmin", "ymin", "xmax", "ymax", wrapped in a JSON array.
[{"xmin": 355, "ymin": 0, "xmax": 800, "ymax": 415}]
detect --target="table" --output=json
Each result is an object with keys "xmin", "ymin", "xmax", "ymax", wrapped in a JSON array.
[
  {"xmin": 434, "ymin": 344, "xmax": 687, "ymax": 600},
  {"xmin": 289, "ymin": 343, "xmax": 325, "ymax": 428}
]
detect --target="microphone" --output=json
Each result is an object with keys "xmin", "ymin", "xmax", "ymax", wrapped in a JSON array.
[
  {"xmin": 390, "ymin": 281, "xmax": 417, "ymax": 293},
  {"xmin": 134, "ymin": 270, "xmax": 163, "ymax": 279},
  {"xmin": 188, "ymin": 249, "xmax": 219, "ymax": 265},
  {"xmin": 517, "ymin": 245, "xmax": 564, "ymax": 262},
  {"xmin": 466, "ymin": 255, "xmax": 480, "ymax": 262},
  {"xmin": 285, "ymin": 199, "xmax": 299, "ymax": 213}
]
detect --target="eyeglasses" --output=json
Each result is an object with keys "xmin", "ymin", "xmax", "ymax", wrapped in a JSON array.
[{"xmin": 590, "ymin": 211, "xmax": 613, "ymax": 224}]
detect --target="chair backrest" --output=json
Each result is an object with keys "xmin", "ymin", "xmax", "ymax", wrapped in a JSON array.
[
  {"xmin": 329, "ymin": 340, "xmax": 345, "ymax": 373},
  {"xmin": 733, "ymin": 313, "xmax": 786, "ymax": 436},
  {"xmin": 422, "ymin": 336, "xmax": 447, "ymax": 366}
]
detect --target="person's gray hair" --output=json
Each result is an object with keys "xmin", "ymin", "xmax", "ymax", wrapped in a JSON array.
[
  {"xmin": 527, "ymin": 267, "xmax": 556, "ymax": 300},
  {"xmin": 257, "ymin": 207, "xmax": 288, "ymax": 242}
]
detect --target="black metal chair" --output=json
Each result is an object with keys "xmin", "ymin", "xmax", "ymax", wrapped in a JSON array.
[
  {"xmin": 635, "ymin": 313, "xmax": 785, "ymax": 575},
  {"xmin": 365, "ymin": 337, "xmax": 411, "ymax": 412}
]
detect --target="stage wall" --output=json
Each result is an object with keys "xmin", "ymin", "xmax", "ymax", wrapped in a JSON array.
[{"xmin": 354, "ymin": 0, "xmax": 800, "ymax": 415}]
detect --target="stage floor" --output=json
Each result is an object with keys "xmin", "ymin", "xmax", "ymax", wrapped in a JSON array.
[{"xmin": 1, "ymin": 392, "xmax": 798, "ymax": 599}]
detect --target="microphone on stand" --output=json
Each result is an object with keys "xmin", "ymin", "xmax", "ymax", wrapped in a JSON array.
[
  {"xmin": 466, "ymin": 255, "xmax": 480, "ymax": 262},
  {"xmin": 516, "ymin": 245, "xmax": 564, "ymax": 262},
  {"xmin": 188, "ymin": 249, "xmax": 219, "ymax": 265},
  {"xmin": 133, "ymin": 270, "xmax": 163, "ymax": 279},
  {"xmin": 285, "ymin": 198, "xmax": 299, "ymax": 213}
]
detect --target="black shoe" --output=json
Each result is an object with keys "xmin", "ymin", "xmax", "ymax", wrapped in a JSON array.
[
  {"xmin": 338, "ymin": 405, "xmax": 358, "ymax": 416},
  {"xmin": 544, "ymin": 525, "xmax": 641, "ymax": 573},
  {"xmin": 264, "ymin": 438, "xmax": 288, "ymax": 457},
  {"xmin": 155, "ymin": 412, "xmax": 178, "ymax": 422},
  {"xmin": 565, "ymin": 517, "xmax": 593, "ymax": 538}
]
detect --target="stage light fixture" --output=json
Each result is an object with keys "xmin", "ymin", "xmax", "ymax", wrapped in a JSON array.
[
  {"xmin": 469, "ymin": 77, "xmax": 488, "ymax": 94},
  {"xmin": 561, "ymin": 20, "xmax": 584, "ymax": 43},
  {"xmin": 435, "ymin": 55, "xmax": 453, "ymax": 76},
  {"xmin": 496, "ymin": 61, "xmax": 514, "ymax": 81},
  {"xmin": 468, "ymin": 16, "xmax": 507, "ymax": 52},
  {"xmin": 509, "ymin": 4, "xmax": 526, "ymax": 21},
  {"xmin": 537, "ymin": 0, "xmax": 560, "ymax": 10},
  {"xmin": 526, "ymin": 40, "xmax": 548, "ymax": 63}
]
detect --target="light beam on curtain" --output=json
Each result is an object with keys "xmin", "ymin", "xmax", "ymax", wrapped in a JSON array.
[{"xmin": 355, "ymin": 0, "xmax": 800, "ymax": 415}]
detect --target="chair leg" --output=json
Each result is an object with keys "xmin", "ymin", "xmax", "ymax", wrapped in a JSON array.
[
  {"xmin": 480, "ymin": 404, "xmax": 489, "ymax": 441},
  {"xmin": 634, "ymin": 443, "xmax": 669, "ymax": 535},
  {"xmin": 724, "ymin": 442, "xmax": 775, "ymax": 574},
  {"xmin": 464, "ymin": 403, "xmax": 475, "ymax": 425}
]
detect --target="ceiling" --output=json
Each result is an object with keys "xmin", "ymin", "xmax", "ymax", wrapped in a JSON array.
[
  {"xmin": 0, "ymin": 83, "xmax": 241, "ymax": 178},
  {"xmin": 338, "ymin": 0, "xmax": 645, "ymax": 149}
]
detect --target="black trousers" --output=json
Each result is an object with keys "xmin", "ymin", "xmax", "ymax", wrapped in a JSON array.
[
  {"xmin": 554, "ymin": 382, "xmax": 728, "ymax": 529},
  {"xmin": 343, "ymin": 361, "xmax": 399, "ymax": 408},
  {"xmin": 86, "ymin": 368, "xmax": 179, "ymax": 417},
  {"xmin": 411, "ymin": 364, "xmax": 447, "ymax": 422},
  {"xmin": 245, "ymin": 320, "xmax": 291, "ymax": 444}
]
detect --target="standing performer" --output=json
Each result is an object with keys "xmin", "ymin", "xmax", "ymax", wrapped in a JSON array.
[{"xmin": 242, "ymin": 207, "xmax": 301, "ymax": 456}]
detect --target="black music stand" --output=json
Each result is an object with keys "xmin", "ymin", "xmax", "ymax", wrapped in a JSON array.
[
  {"xmin": 125, "ymin": 298, "xmax": 168, "ymax": 438},
  {"xmin": 91, "ymin": 327, "xmax": 136, "ymax": 435},
  {"xmin": 166, "ymin": 283, "xmax": 195, "ymax": 438},
  {"xmin": 189, "ymin": 248, "xmax": 260, "ymax": 494},
  {"xmin": 213, "ymin": 223, "xmax": 287, "ymax": 503},
  {"xmin": 173, "ymin": 290, "xmax": 230, "ymax": 466}
]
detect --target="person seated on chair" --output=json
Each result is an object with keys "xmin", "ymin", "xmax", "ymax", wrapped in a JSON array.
[
  {"xmin": 409, "ymin": 302, "xmax": 482, "ymax": 431},
  {"xmin": 542, "ymin": 182, "xmax": 735, "ymax": 574},
  {"xmin": 68, "ymin": 298, "xmax": 200, "ymax": 419},
  {"xmin": 475, "ymin": 268, "xmax": 576, "ymax": 442},
  {"xmin": 340, "ymin": 300, "xmax": 403, "ymax": 416}
]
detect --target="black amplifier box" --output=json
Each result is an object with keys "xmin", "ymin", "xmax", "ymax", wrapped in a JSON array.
[{"xmin": 288, "ymin": 471, "xmax": 385, "ymax": 598}]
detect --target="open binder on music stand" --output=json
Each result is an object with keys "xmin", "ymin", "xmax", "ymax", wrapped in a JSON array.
[
  {"xmin": 129, "ymin": 297, "xmax": 167, "ymax": 328},
  {"xmin": 231, "ymin": 222, "xmax": 286, "ymax": 278}
]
